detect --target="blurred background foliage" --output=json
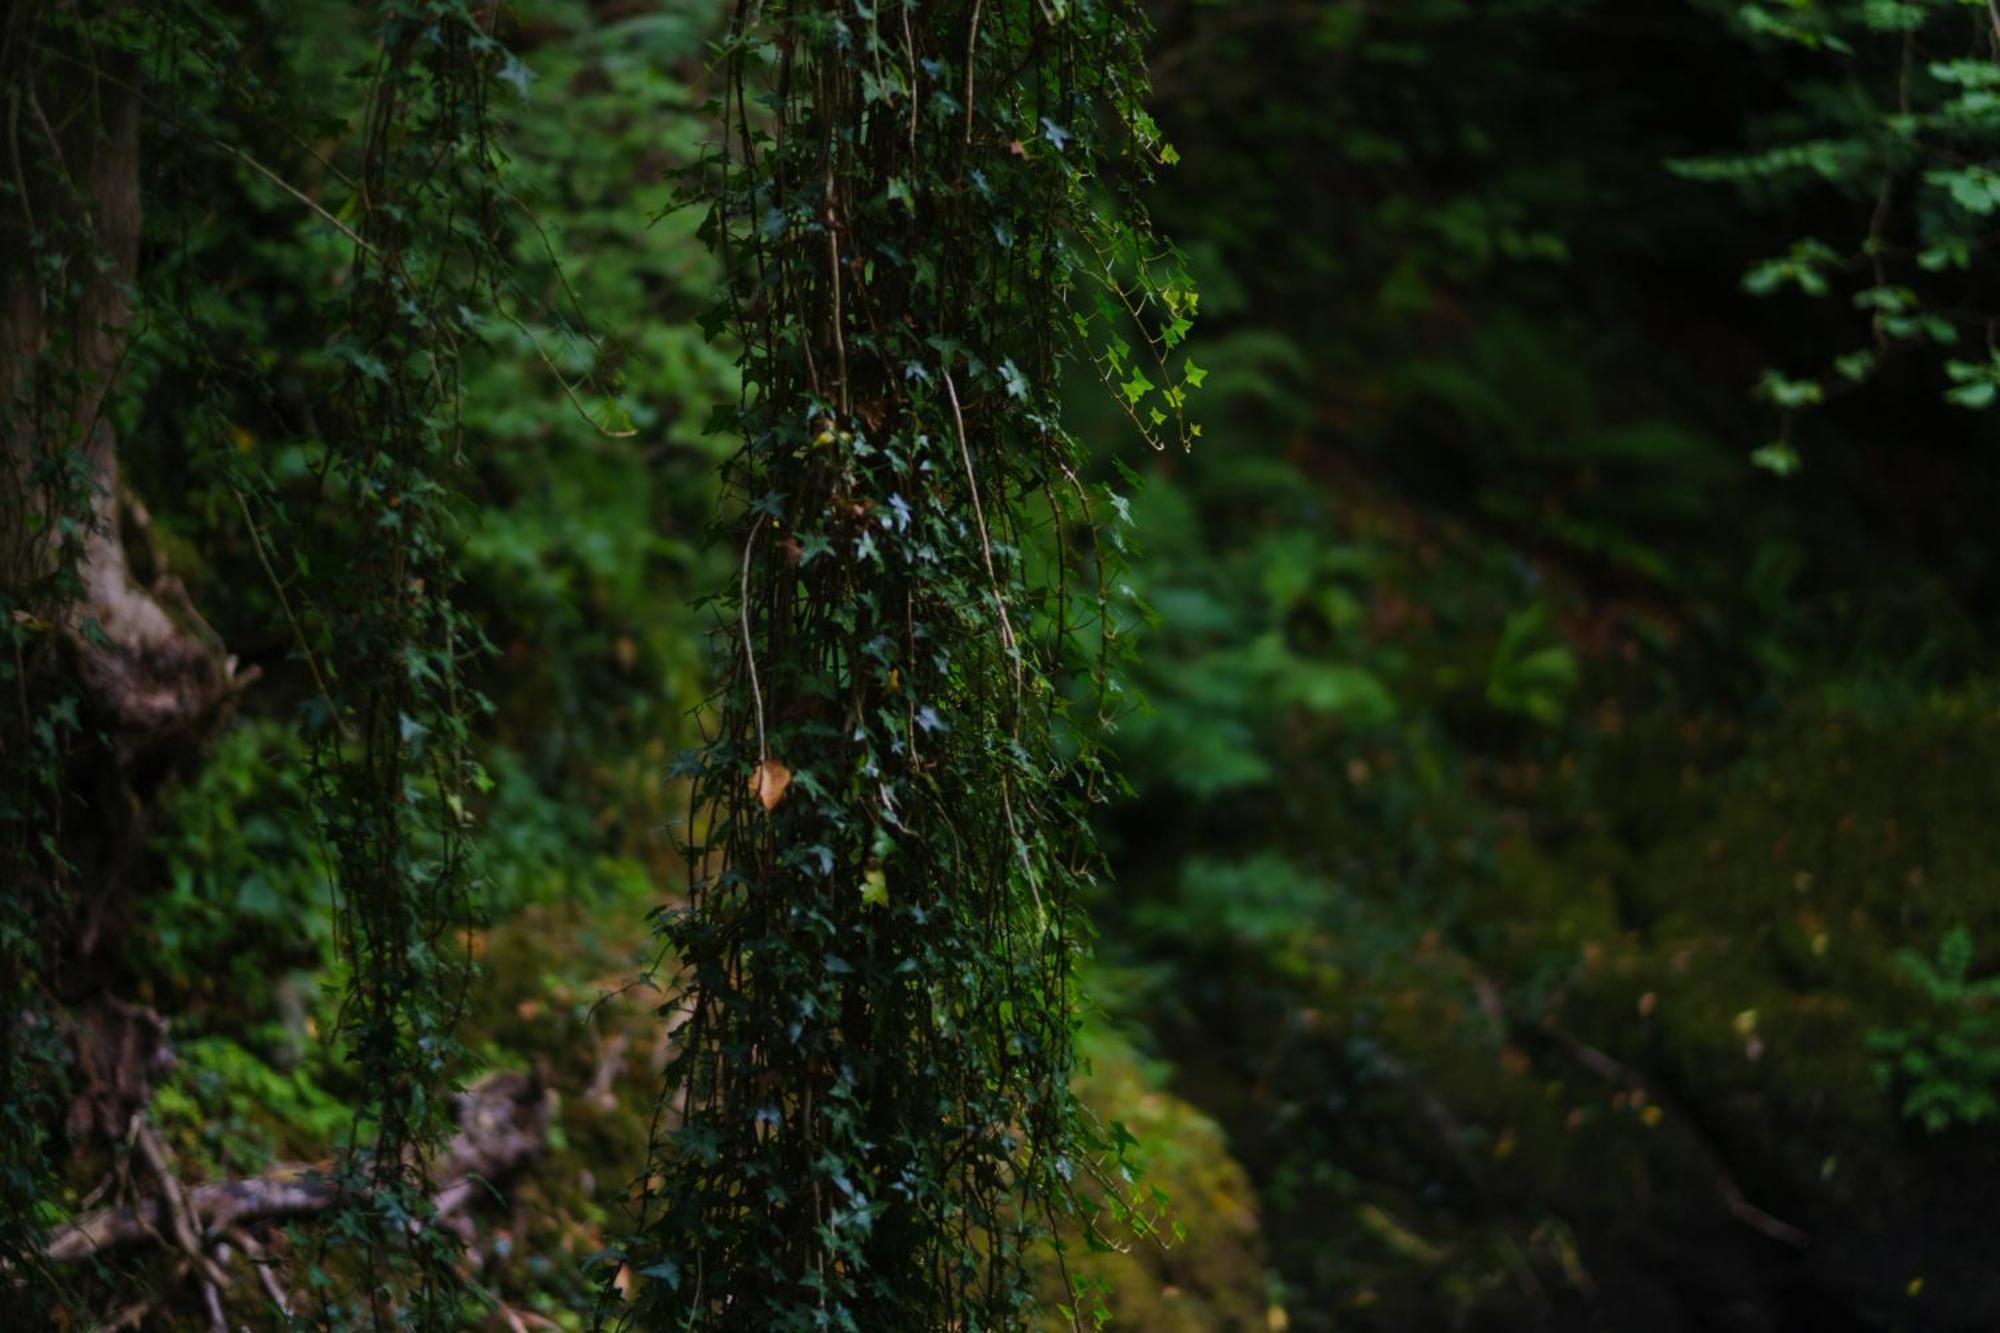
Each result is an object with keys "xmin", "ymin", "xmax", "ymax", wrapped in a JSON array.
[{"xmin": 64, "ymin": 0, "xmax": 2000, "ymax": 1328}]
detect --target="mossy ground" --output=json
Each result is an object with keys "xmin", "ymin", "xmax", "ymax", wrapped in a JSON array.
[{"xmin": 1143, "ymin": 690, "xmax": 2000, "ymax": 1332}]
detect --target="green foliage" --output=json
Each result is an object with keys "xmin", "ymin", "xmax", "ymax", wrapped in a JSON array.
[
  {"xmin": 131, "ymin": 721, "xmax": 333, "ymax": 1008},
  {"xmin": 11, "ymin": 0, "xmax": 2000, "ymax": 1327},
  {"xmin": 4, "ymin": 0, "xmax": 546, "ymax": 1319},
  {"xmin": 1869, "ymin": 927, "xmax": 2000, "ymax": 1131},
  {"xmin": 1485, "ymin": 605, "xmax": 1579, "ymax": 726},
  {"xmin": 155, "ymin": 1034, "xmax": 351, "ymax": 1173},
  {"xmin": 1681, "ymin": 0, "xmax": 2000, "ymax": 454},
  {"xmin": 456, "ymin": 0, "xmax": 737, "ymax": 813},
  {"xmin": 620, "ymin": 0, "xmax": 1194, "ymax": 1326}
]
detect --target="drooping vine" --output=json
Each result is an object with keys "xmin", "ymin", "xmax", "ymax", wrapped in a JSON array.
[
  {"xmin": 294, "ymin": 2, "xmax": 509, "ymax": 1323},
  {"xmin": 618, "ymin": 0, "xmax": 1196, "ymax": 1327}
]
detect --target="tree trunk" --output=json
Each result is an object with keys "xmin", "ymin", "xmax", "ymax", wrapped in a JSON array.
[{"xmin": 1, "ymin": 11, "xmax": 241, "ymax": 965}]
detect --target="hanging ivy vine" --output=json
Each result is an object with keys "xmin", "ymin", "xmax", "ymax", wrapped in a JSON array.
[
  {"xmin": 293, "ymin": 2, "xmax": 509, "ymax": 1324},
  {"xmin": 617, "ymin": 0, "xmax": 1196, "ymax": 1327}
]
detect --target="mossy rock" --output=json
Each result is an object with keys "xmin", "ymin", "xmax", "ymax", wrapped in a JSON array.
[{"xmin": 1038, "ymin": 1024, "xmax": 1278, "ymax": 1331}]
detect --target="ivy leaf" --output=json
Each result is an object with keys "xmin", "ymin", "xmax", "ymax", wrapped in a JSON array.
[
  {"xmin": 1756, "ymin": 370, "xmax": 1823, "ymax": 409},
  {"xmin": 1946, "ymin": 380, "xmax": 1996, "ymax": 410},
  {"xmin": 498, "ymin": 55, "xmax": 537, "ymax": 99},
  {"xmin": 860, "ymin": 865, "xmax": 889, "ymax": 908},
  {"xmin": 749, "ymin": 758, "xmax": 793, "ymax": 811},
  {"xmin": 1945, "ymin": 358, "xmax": 2000, "ymax": 409},
  {"xmin": 1751, "ymin": 442, "xmax": 1801, "ymax": 476},
  {"xmin": 1927, "ymin": 165, "xmax": 2000, "ymax": 215},
  {"xmin": 1120, "ymin": 368, "xmax": 1155, "ymax": 405}
]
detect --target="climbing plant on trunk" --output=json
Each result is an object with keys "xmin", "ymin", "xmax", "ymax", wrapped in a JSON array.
[
  {"xmin": 619, "ymin": 0, "xmax": 1197, "ymax": 1327},
  {"xmin": 1, "ymin": 2, "xmax": 510, "ymax": 1322},
  {"xmin": 1, "ymin": 5, "xmax": 238, "ymax": 1296}
]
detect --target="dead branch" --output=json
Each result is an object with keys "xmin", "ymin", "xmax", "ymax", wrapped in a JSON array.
[
  {"xmin": 1544, "ymin": 1026, "xmax": 1809, "ymax": 1249},
  {"xmin": 223, "ymin": 1227, "xmax": 292, "ymax": 1317},
  {"xmin": 585, "ymin": 1031, "xmax": 631, "ymax": 1111},
  {"xmin": 43, "ymin": 1072, "xmax": 550, "ymax": 1265}
]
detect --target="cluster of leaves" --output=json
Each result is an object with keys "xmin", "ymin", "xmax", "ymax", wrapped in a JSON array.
[
  {"xmin": 1680, "ymin": 0, "xmax": 2000, "ymax": 470},
  {"xmin": 117, "ymin": 1, "xmax": 523, "ymax": 1316},
  {"xmin": 1869, "ymin": 925, "xmax": 2000, "ymax": 1131},
  {"xmin": 619, "ymin": 0, "xmax": 1194, "ymax": 1327}
]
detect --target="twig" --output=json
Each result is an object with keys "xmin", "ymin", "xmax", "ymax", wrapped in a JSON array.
[
  {"xmin": 36, "ymin": 46, "xmax": 368, "ymax": 250},
  {"xmin": 231, "ymin": 486, "xmax": 339, "ymax": 733},
  {"xmin": 129, "ymin": 1118, "xmax": 233, "ymax": 1327},
  {"xmin": 93, "ymin": 1295, "xmax": 159, "ymax": 1331},
  {"xmin": 941, "ymin": 367, "xmax": 1040, "ymax": 920},
  {"xmin": 213, "ymin": 138, "xmax": 374, "ymax": 253},
  {"xmin": 1545, "ymin": 1027, "xmax": 1808, "ymax": 1249},
  {"xmin": 900, "ymin": 2, "xmax": 920, "ymax": 159},
  {"xmin": 941, "ymin": 368, "xmax": 1021, "ymax": 700},
  {"xmin": 499, "ymin": 309, "xmax": 637, "ymax": 438},
  {"xmin": 823, "ymin": 163, "xmax": 850, "ymax": 417},
  {"xmin": 225, "ymin": 1226, "xmax": 293, "ymax": 1316},
  {"xmin": 586, "ymin": 1031, "xmax": 631, "ymax": 1111},
  {"xmin": 740, "ymin": 520, "xmax": 767, "ymax": 765},
  {"xmin": 962, "ymin": 0, "xmax": 984, "ymax": 148},
  {"xmin": 198, "ymin": 1275, "xmax": 228, "ymax": 1333}
]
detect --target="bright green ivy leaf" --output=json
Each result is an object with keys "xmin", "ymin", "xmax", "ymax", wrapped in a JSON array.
[{"xmin": 1752, "ymin": 442, "xmax": 1801, "ymax": 475}]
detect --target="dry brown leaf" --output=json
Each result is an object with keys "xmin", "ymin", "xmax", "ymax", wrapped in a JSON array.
[{"xmin": 749, "ymin": 758, "xmax": 793, "ymax": 812}]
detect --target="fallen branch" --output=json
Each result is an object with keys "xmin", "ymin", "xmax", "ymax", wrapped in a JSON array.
[
  {"xmin": 131, "ymin": 1117, "xmax": 231, "ymax": 1320},
  {"xmin": 1543, "ymin": 1026, "xmax": 1809, "ymax": 1249},
  {"xmin": 223, "ymin": 1227, "xmax": 292, "ymax": 1316},
  {"xmin": 44, "ymin": 1072, "xmax": 549, "ymax": 1265}
]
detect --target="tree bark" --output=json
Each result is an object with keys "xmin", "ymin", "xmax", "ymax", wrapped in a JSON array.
[{"xmin": 1, "ymin": 9, "xmax": 243, "ymax": 964}]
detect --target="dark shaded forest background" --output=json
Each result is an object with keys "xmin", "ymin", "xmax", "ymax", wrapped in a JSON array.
[{"xmin": 15, "ymin": 0, "xmax": 2000, "ymax": 1328}]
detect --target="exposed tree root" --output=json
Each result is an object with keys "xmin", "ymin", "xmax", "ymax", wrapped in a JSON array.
[{"xmin": 43, "ymin": 1072, "xmax": 550, "ymax": 1266}]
